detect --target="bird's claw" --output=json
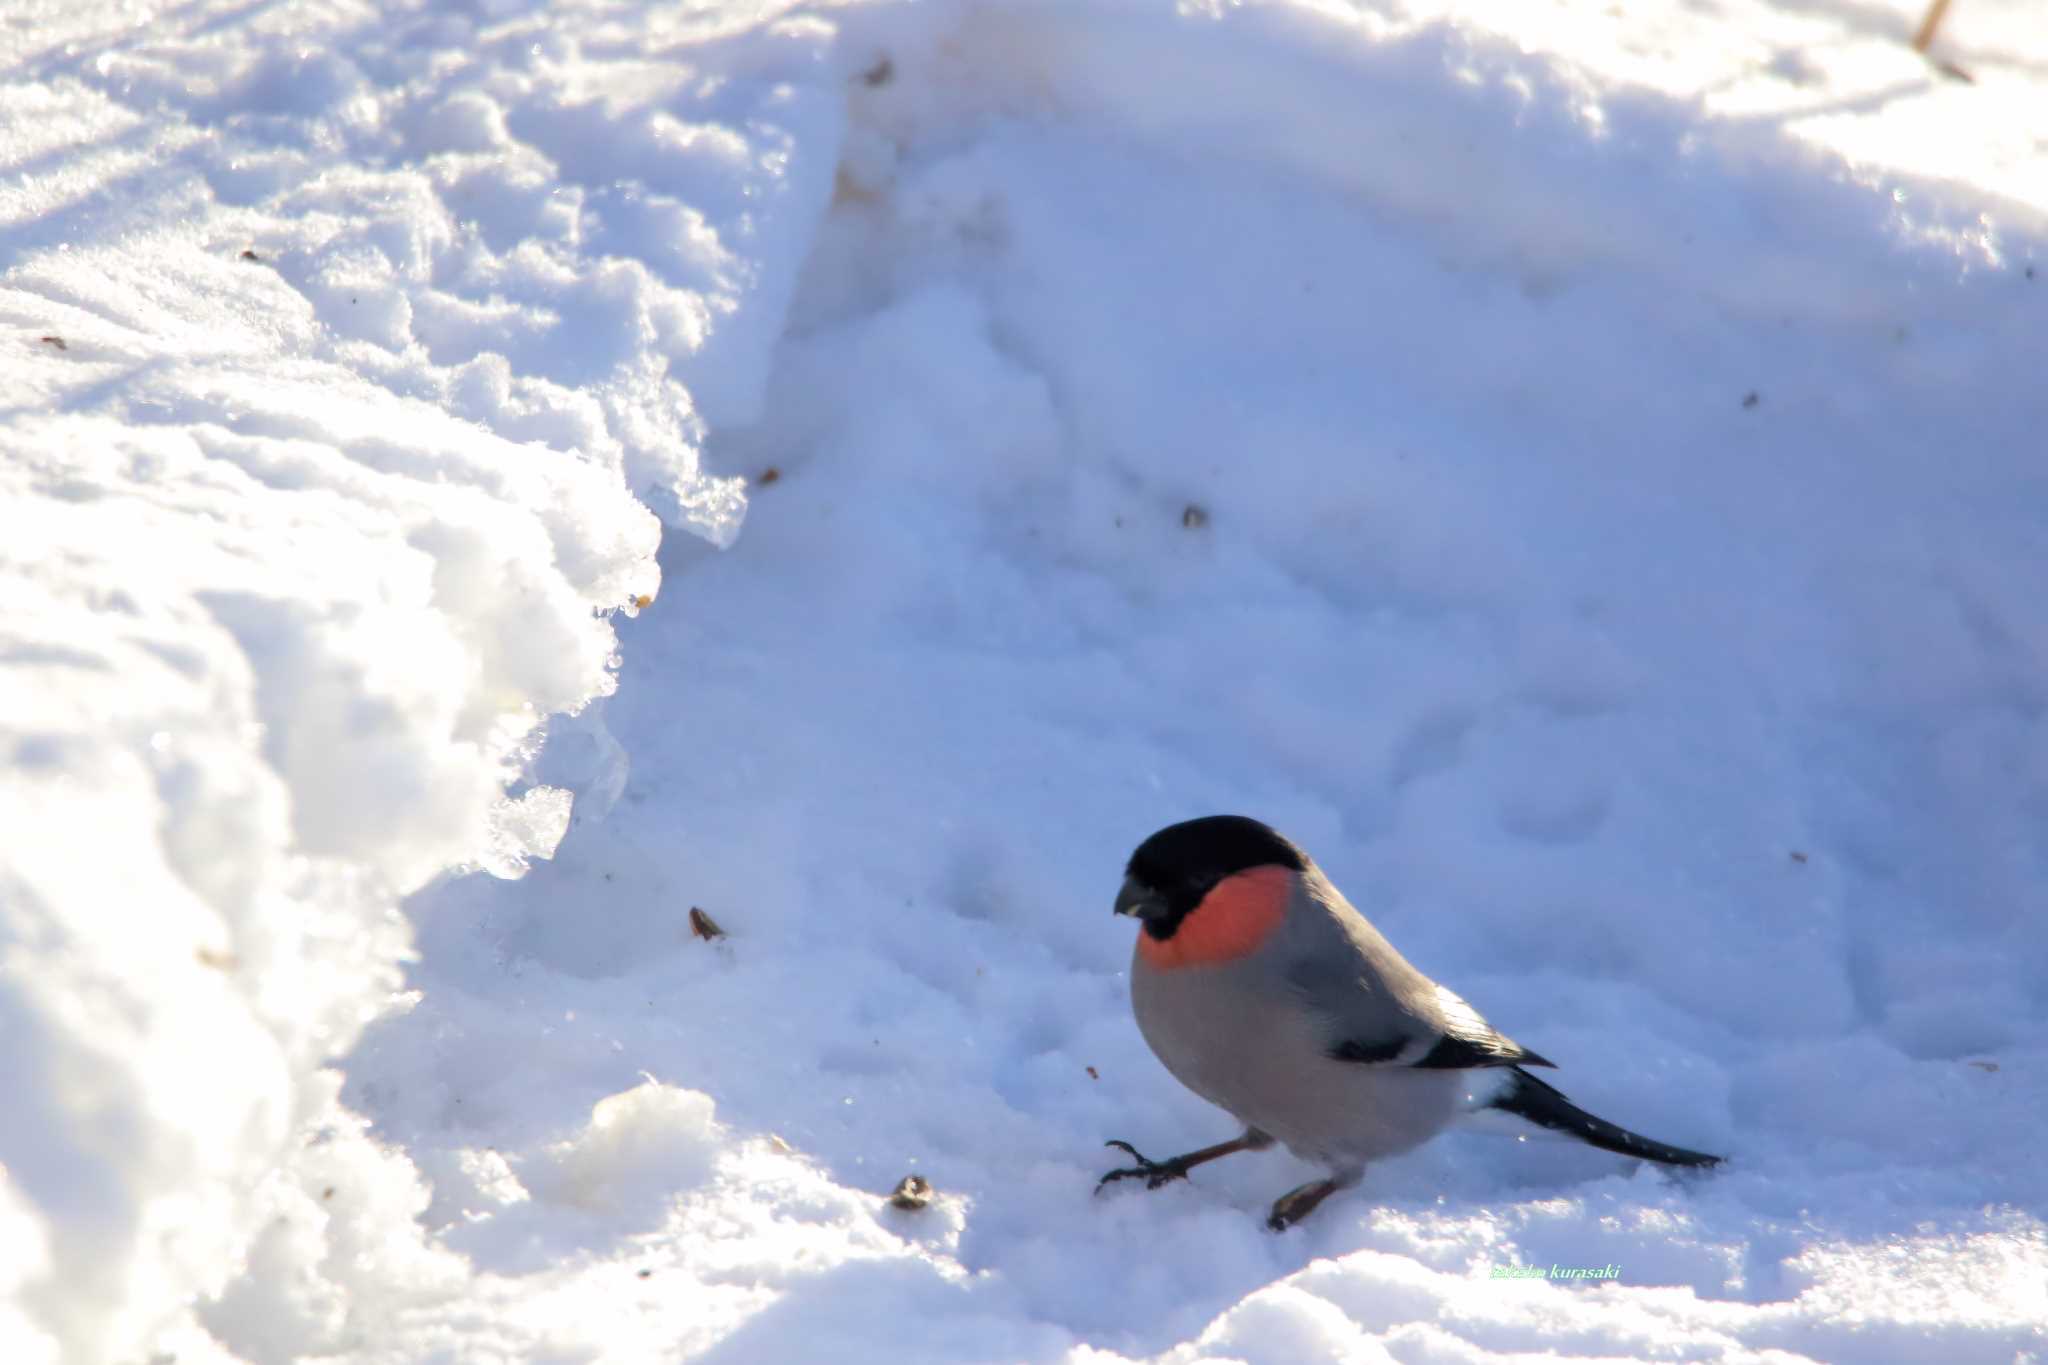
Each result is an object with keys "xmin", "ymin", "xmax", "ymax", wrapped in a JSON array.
[
  {"xmin": 1264, "ymin": 1177, "xmax": 1341, "ymax": 1231},
  {"xmin": 1095, "ymin": 1140, "xmax": 1190, "ymax": 1192}
]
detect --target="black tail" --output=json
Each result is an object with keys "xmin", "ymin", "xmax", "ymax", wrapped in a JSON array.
[{"xmin": 1490, "ymin": 1068, "xmax": 1722, "ymax": 1168}]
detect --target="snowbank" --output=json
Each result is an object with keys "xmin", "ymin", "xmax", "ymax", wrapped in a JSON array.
[{"xmin": 1, "ymin": 0, "xmax": 841, "ymax": 1357}]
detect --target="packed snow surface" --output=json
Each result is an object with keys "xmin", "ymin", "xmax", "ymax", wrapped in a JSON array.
[{"xmin": 3, "ymin": 0, "xmax": 2045, "ymax": 1361}]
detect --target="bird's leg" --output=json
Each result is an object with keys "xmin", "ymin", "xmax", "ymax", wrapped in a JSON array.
[
  {"xmin": 1097, "ymin": 1130, "xmax": 1273, "ymax": 1192},
  {"xmin": 1265, "ymin": 1168, "xmax": 1360, "ymax": 1231}
]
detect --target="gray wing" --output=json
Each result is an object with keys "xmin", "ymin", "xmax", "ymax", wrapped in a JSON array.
[
  {"xmin": 1284, "ymin": 943, "xmax": 1555, "ymax": 1072},
  {"xmin": 1400, "ymin": 982, "xmax": 1555, "ymax": 1069}
]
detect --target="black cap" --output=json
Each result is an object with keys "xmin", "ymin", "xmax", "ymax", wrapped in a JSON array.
[{"xmin": 1120, "ymin": 816, "xmax": 1307, "ymax": 940}]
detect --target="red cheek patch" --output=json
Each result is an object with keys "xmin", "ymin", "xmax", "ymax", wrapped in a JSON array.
[{"xmin": 1137, "ymin": 865, "xmax": 1292, "ymax": 970}]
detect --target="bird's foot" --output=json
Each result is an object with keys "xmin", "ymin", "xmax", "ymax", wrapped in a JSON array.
[
  {"xmin": 1096, "ymin": 1140, "xmax": 1194, "ymax": 1192},
  {"xmin": 1265, "ymin": 1178, "xmax": 1343, "ymax": 1231}
]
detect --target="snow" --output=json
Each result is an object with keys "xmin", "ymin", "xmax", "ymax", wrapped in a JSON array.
[{"xmin": 4, "ymin": 0, "xmax": 2046, "ymax": 1361}]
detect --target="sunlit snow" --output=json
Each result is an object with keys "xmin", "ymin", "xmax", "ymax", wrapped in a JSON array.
[{"xmin": 3, "ymin": 0, "xmax": 2044, "ymax": 1361}]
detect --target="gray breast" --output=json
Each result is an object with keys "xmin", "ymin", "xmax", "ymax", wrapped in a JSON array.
[{"xmin": 1129, "ymin": 942, "xmax": 1463, "ymax": 1168}]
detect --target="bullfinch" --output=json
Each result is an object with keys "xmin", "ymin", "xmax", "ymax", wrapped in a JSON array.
[{"xmin": 1101, "ymin": 815, "xmax": 1722, "ymax": 1229}]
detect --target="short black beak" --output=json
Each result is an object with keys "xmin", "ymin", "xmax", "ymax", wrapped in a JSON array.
[{"xmin": 1114, "ymin": 875, "xmax": 1168, "ymax": 921}]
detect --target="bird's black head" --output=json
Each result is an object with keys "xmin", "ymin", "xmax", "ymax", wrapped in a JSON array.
[{"xmin": 1116, "ymin": 815, "xmax": 1309, "ymax": 941}]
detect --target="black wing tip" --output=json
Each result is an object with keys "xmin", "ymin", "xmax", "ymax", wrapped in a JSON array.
[
  {"xmin": 1410, "ymin": 1033, "xmax": 1551, "ymax": 1070},
  {"xmin": 1330, "ymin": 1035, "xmax": 1553, "ymax": 1069}
]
